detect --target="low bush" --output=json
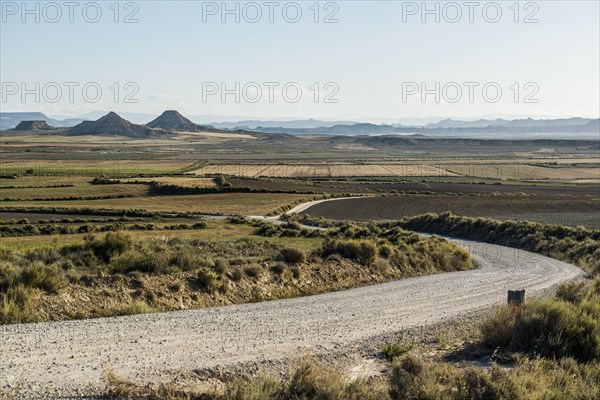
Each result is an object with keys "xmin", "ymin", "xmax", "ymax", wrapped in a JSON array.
[
  {"xmin": 197, "ymin": 268, "xmax": 219, "ymax": 292},
  {"xmin": 244, "ymin": 264, "xmax": 263, "ymax": 278},
  {"xmin": 116, "ymin": 301, "xmax": 156, "ymax": 316},
  {"xmin": 0, "ymin": 284, "xmax": 33, "ymax": 324},
  {"xmin": 20, "ymin": 263, "xmax": 67, "ymax": 293},
  {"xmin": 480, "ymin": 277, "xmax": 600, "ymax": 363},
  {"xmin": 382, "ymin": 332, "xmax": 414, "ymax": 361},
  {"xmin": 88, "ymin": 231, "xmax": 134, "ymax": 263},
  {"xmin": 279, "ymin": 247, "xmax": 306, "ymax": 264},
  {"xmin": 397, "ymin": 212, "xmax": 600, "ymax": 274},
  {"xmin": 321, "ymin": 239, "xmax": 378, "ymax": 265}
]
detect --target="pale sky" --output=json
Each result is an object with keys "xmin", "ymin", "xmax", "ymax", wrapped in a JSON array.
[{"xmin": 1, "ymin": 0, "xmax": 599, "ymax": 121}]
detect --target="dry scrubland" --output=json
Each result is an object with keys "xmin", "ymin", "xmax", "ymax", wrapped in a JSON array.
[
  {"xmin": 1, "ymin": 132, "xmax": 599, "ymax": 398},
  {"xmin": 0, "ymin": 218, "xmax": 471, "ymax": 324}
]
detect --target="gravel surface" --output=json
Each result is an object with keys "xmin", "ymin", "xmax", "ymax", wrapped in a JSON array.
[{"xmin": 0, "ymin": 200, "xmax": 585, "ymax": 398}]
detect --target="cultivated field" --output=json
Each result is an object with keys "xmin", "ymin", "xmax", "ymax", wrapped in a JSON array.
[
  {"xmin": 1, "ymin": 131, "xmax": 599, "ymax": 398},
  {"xmin": 300, "ymin": 194, "xmax": 600, "ymax": 228},
  {"xmin": 193, "ymin": 163, "xmax": 460, "ymax": 177}
]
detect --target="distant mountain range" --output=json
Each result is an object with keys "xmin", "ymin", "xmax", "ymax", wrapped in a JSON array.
[
  {"xmin": 425, "ymin": 117, "xmax": 596, "ymax": 129},
  {"xmin": 207, "ymin": 119, "xmax": 360, "ymax": 130},
  {"xmin": 2, "ymin": 111, "xmax": 598, "ymax": 139},
  {"xmin": 0, "ymin": 112, "xmax": 86, "ymax": 130},
  {"xmin": 246, "ymin": 118, "xmax": 600, "ymax": 138}
]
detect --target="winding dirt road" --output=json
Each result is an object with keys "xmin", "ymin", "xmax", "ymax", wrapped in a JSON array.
[{"xmin": 0, "ymin": 199, "xmax": 584, "ymax": 398}]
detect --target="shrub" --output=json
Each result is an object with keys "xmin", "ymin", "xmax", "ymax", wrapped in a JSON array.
[
  {"xmin": 0, "ymin": 262, "xmax": 19, "ymax": 290},
  {"xmin": 270, "ymin": 262, "xmax": 287, "ymax": 274},
  {"xmin": 111, "ymin": 248, "xmax": 170, "ymax": 274},
  {"xmin": 169, "ymin": 251, "xmax": 195, "ymax": 271},
  {"xmin": 197, "ymin": 268, "xmax": 219, "ymax": 292},
  {"xmin": 453, "ymin": 366, "xmax": 521, "ymax": 400},
  {"xmin": 228, "ymin": 267, "xmax": 244, "ymax": 282},
  {"xmin": 214, "ymin": 259, "xmax": 228, "ymax": 274},
  {"xmin": 288, "ymin": 358, "xmax": 346, "ymax": 399},
  {"xmin": 480, "ymin": 306, "xmax": 515, "ymax": 349},
  {"xmin": 224, "ymin": 374, "xmax": 281, "ymax": 399},
  {"xmin": 511, "ymin": 298, "xmax": 600, "ymax": 362},
  {"xmin": 290, "ymin": 266, "xmax": 301, "ymax": 279},
  {"xmin": 279, "ymin": 248, "xmax": 306, "ymax": 264},
  {"xmin": 321, "ymin": 239, "xmax": 378, "ymax": 265},
  {"xmin": 481, "ymin": 280, "xmax": 600, "ymax": 363},
  {"xmin": 245, "ymin": 265, "xmax": 263, "ymax": 278},
  {"xmin": 89, "ymin": 231, "xmax": 134, "ymax": 263},
  {"xmin": 20, "ymin": 263, "xmax": 67, "ymax": 293},
  {"xmin": 382, "ymin": 332, "xmax": 414, "ymax": 361},
  {"xmin": 0, "ymin": 284, "xmax": 33, "ymax": 324},
  {"xmin": 556, "ymin": 281, "xmax": 586, "ymax": 303},
  {"xmin": 389, "ymin": 355, "xmax": 427, "ymax": 400}
]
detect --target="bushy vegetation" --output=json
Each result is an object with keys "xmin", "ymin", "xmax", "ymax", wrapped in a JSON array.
[
  {"xmin": 0, "ymin": 220, "xmax": 207, "ymax": 237},
  {"xmin": 107, "ymin": 281, "xmax": 600, "ymax": 398},
  {"xmin": 321, "ymin": 239, "xmax": 378, "ymax": 265},
  {"xmin": 278, "ymin": 247, "xmax": 307, "ymax": 264},
  {"xmin": 0, "ymin": 206, "xmax": 203, "ymax": 219},
  {"xmin": 480, "ymin": 276, "xmax": 600, "ymax": 362},
  {"xmin": 107, "ymin": 357, "xmax": 388, "ymax": 400},
  {"xmin": 382, "ymin": 332, "xmax": 414, "ymax": 361},
  {"xmin": 0, "ymin": 232, "xmax": 285, "ymax": 324},
  {"xmin": 0, "ymin": 217, "xmax": 474, "ymax": 324},
  {"xmin": 396, "ymin": 212, "xmax": 600, "ymax": 274},
  {"xmin": 0, "ymin": 252, "xmax": 69, "ymax": 324},
  {"xmin": 106, "ymin": 353, "xmax": 600, "ymax": 400}
]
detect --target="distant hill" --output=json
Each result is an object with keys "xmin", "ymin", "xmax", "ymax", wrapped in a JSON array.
[
  {"xmin": 13, "ymin": 120, "xmax": 56, "ymax": 131},
  {"xmin": 0, "ymin": 112, "xmax": 85, "ymax": 130},
  {"xmin": 208, "ymin": 119, "xmax": 359, "ymax": 130},
  {"xmin": 249, "ymin": 118, "xmax": 600, "ymax": 139},
  {"xmin": 68, "ymin": 112, "xmax": 166, "ymax": 137},
  {"xmin": 426, "ymin": 117, "xmax": 595, "ymax": 129},
  {"xmin": 146, "ymin": 110, "xmax": 207, "ymax": 131}
]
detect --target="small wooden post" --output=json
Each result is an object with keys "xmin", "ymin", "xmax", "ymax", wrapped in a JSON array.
[{"xmin": 507, "ymin": 289, "xmax": 525, "ymax": 316}]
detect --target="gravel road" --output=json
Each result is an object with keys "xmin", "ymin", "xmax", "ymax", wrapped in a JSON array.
[{"xmin": 0, "ymin": 200, "xmax": 585, "ymax": 398}]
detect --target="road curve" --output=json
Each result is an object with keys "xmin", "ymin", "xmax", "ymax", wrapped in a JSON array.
[{"xmin": 0, "ymin": 201, "xmax": 584, "ymax": 397}]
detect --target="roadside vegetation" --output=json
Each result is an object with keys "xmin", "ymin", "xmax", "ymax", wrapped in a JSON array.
[
  {"xmin": 105, "ymin": 276, "xmax": 600, "ymax": 399},
  {"xmin": 296, "ymin": 212, "xmax": 600, "ymax": 275},
  {"xmin": 0, "ymin": 219, "xmax": 472, "ymax": 325},
  {"xmin": 395, "ymin": 212, "xmax": 600, "ymax": 274}
]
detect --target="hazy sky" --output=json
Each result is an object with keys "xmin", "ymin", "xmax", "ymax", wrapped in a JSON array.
[{"xmin": 1, "ymin": 0, "xmax": 599, "ymax": 121}]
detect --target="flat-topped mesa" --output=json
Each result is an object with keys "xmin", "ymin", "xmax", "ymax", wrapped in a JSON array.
[
  {"xmin": 13, "ymin": 120, "xmax": 54, "ymax": 131},
  {"xmin": 69, "ymin": 111, "xmax": 163, "ymax": 137},
  {"xmin": 146, "ymin": 110, "xmax": 206, "ymax": 132}
]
